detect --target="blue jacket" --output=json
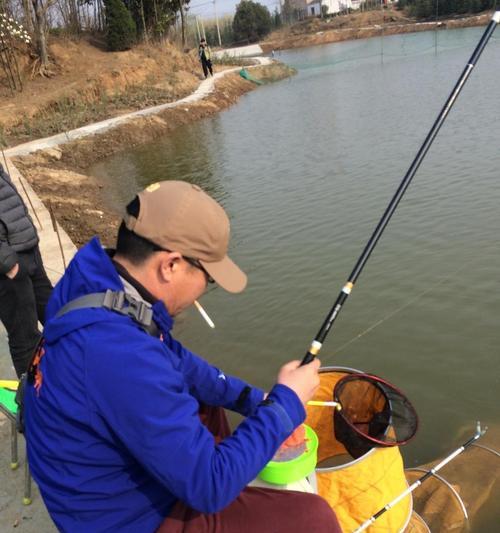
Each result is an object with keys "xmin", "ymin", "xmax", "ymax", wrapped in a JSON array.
[{"xmin": 25, "ymin": 238, "xmax": 305, "ymax": 532}]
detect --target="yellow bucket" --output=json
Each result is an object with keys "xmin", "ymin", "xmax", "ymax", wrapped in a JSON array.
[{"xmin": 306, "ymin": 367, "xmax": 413, "ymax": 532}]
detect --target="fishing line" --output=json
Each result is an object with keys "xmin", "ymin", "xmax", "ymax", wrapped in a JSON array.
[
  {"xmin": 333, "ymin": 255, "xmax": 478, "ymax": 355},
  {"xmin": 301, "ymin": 12, "xmax": 500, "ymax": 367}
]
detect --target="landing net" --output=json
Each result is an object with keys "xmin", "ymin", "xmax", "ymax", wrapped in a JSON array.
[{"xmin": 333, "ymin": 373, "xmax": 418, "ymax": 459}]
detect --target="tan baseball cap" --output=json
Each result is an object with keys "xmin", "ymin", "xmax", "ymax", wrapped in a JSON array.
[{"xmin": 123, "ymin": 181, "xmax": 247, "ymax": 293}]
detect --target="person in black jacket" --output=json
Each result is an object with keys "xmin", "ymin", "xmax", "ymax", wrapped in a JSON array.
[{"xmin": 0, "ymin": 163, "xmax": 52, "ymax": 377}]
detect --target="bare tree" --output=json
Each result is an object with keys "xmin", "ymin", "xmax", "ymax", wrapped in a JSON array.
[
  {"xmin": 21, "ymin": 0, "xmax": 34, "ymax": 32},
  {"xmin": 56, "ymin": 0, "xmax": 81, "ymax": 33},
  {"xmin": 31, "ymin": 0, "xmax": 56, "ymax": 73},
  {"xmin": 177, "ymin": 0, "xmax": 185, "ymax": 48},
  {"xmin": 138, "ymin": 0, "xmax": 148, "ymax": 41}
]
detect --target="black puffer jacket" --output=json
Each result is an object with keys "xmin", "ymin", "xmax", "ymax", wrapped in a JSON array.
[{"xmin": 0, "ymin": 164, "xmax": 39, "ymax": 275}]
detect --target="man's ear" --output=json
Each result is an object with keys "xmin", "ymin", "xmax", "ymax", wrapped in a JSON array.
[{"xmin": 158, "ymin": 251, "xmax": 182, "ymax": 282}]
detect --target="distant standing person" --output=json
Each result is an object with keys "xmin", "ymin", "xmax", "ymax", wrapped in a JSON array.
[
  {"xmin": 198, "ymin": 38, "xmax": 213, "ymax": 78},
  {"xmin": 0, "ymin": 163, "xmax": 52, "ymax": 377}
]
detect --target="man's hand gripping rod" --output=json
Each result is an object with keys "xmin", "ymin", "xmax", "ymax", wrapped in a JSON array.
[{"xmin": 301, "ymin": 11, "xmax": 500, "ymax": 366}]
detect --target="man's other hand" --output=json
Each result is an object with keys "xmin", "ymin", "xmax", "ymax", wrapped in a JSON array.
[{"xmin": 6, "ymin": 263, "xmax": 19, "ymax": 279}]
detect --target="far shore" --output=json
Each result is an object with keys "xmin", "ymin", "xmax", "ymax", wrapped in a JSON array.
[{"xmin": 261, "ymin": 11, "xmax": 493, "ymax": 52}]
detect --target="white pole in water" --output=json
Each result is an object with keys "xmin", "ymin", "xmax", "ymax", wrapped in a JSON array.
[
  {"xmin": 352, "ymin": 423, "xmax": 487, "ymax": 533},
  {"xmin": 434, "ymin": 0, "xmax": 439, "ymax": 55}
]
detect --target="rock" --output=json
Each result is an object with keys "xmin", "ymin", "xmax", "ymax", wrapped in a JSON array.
[{"xmin": 43, "ymin": 147, "xmax": 63, "ymax": 161}]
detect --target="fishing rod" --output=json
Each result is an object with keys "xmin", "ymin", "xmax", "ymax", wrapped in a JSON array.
[
  {"xmin": 301, "ymin": 11, "xmax": 500, "ymax": 366},
  {"xmin": 352, "ymin": 422, "xmax": 488, "ymax": 533}
]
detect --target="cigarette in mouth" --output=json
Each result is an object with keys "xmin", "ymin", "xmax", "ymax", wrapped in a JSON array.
[{"xmin": 194, "ymin": 300, "xmax": 215, "ymax": 329}]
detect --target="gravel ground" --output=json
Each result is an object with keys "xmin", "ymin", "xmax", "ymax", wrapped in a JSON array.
[{"xmin": 0, "ymin": 417, "xmax": 56, "ymax": 532}]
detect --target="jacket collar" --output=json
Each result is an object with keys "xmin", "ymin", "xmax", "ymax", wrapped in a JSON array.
[{"xmin": 110, "ymin": 255, "xmax": 174, "ymax": 335}]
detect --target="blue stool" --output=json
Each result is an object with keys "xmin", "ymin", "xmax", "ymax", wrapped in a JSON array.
[{"xmin": 0, "ymin": 380, "xmax": 32, "ymax": 505}]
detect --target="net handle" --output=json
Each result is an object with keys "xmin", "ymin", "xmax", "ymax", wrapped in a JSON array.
[{"xmin": 352, "ymin": 423, "xmax": 488, "ymax": 533}]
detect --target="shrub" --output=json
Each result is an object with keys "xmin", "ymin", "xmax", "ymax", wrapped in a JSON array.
[
  {"xmin": 233, "ymin": 0, "xmax": 272, "ymax": 44},
  {"xmin": 104, "ymin": 0, "xmax": 137, "ymax": 51}
]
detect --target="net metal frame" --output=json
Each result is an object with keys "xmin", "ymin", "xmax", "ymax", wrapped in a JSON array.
[{"xmin": 333, "ymin": 373, "xmax": 418, "ymax": 456}]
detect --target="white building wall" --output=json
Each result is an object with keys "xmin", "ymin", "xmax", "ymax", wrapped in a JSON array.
[{"xmin": 306, "ymin": 0, "xmax": 356, "ymax": 15}]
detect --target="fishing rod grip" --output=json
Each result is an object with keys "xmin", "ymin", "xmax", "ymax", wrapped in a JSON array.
[{"xmin": 302, "ymin": 352, "xmax": 315, "ymax": 365}]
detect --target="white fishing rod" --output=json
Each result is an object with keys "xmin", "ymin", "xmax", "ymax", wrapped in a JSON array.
[{"xmin": 352, "ymin": 422, "xmax": 488, "ymax": 533}]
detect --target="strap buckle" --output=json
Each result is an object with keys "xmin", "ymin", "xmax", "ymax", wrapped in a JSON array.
[{"xmin": 102, "ymin": 289, "xmax": 153, "ymax": 328}]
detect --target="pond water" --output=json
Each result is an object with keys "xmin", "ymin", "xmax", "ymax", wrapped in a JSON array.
[
  {"xmin": 92, "ymin": 27, "xmax": 499, "ymax": 529},
  {"xmin": 3, "ymin": 25, "xmax": 499, "ymax": 529}
]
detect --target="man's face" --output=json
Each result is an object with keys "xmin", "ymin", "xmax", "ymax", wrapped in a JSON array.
[{"xmin": 164, "ymin": 257, "xmax": 209, "ymax": 317}]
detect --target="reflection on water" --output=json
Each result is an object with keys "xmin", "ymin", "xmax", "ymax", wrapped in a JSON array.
[{"xmin": 98, "ymin": 120, "xmax": 227, "ymax": 209}]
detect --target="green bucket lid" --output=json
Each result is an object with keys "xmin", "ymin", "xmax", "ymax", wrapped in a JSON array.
[{"xmin": 258, "ymin": 425, "xmax": 318, "ymax": 485}]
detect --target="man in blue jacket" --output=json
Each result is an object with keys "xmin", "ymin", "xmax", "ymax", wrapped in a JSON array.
[{"xmin": 25, "ymin": 181, "xmax": 340, "ymax": 532}]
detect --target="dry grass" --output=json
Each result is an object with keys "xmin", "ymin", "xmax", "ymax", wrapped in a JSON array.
[{"xmin": 6, "ymin": 83, "xmax": 185, "ymax": 143}]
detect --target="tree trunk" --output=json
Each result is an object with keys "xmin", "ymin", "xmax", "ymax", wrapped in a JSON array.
[
  {"xmin": 153, "ymin": 0, "xmax": 158, "ymax": 27},
  {"xmin": 140, "ymin": 0, "xmax": 148, "ymax": 42},
  {"xmin": 179, "ymin": 0, "xmax": 186, "ymax": 48},
  {"xmin": 31, "ymin": 0, "xmax": 49, "ymax": 66},
  {"xmin": 22, "ymin": 0, "xmax": 35, "ymax": 34}
]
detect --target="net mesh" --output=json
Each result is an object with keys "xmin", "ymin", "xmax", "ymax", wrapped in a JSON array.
[
  {"xmin": 333, "ymin": 373, "xmax": 418, "ymax": 458},
  {"xmin": 406, "ymin": 434, "xmax": 500, "ymax": 532}
]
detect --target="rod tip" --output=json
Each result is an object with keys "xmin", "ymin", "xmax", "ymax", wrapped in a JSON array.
[
  {"xmin": 493, "ymin": 11, "xmax": 500, "ymax": 23},
  {"xmin": 475, "ymin": 421, "xmax": 488, "ymax": 437}
]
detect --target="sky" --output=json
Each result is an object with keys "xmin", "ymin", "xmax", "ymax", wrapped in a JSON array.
[{"xmin": 188, "ymin": 0, "xmax": 282, "ymax": 19}]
